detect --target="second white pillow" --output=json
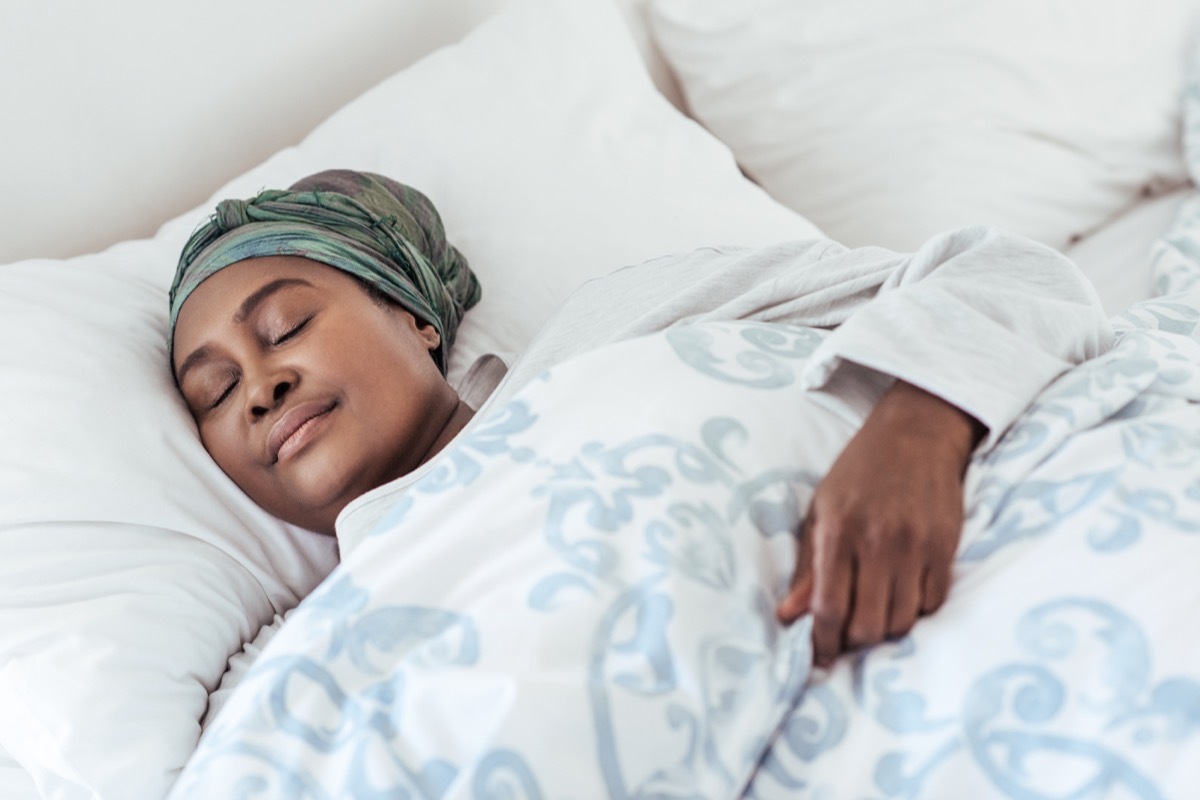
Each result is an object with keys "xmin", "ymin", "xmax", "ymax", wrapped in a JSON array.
[{"xmin": 650, "ymin": 0, "xmax": 1199, "ymax": 251}]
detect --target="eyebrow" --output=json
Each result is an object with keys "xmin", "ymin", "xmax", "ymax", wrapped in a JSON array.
[
  {"xmin": 233, "ymin": 277, "xmax": 314, "ymax": 323},
  {"xmin": 174, "ymin": 277, "xmax": 314, "ymax": 386},
  {"xmin": 174, "ymin": 344, "xmax": 213, "ymax": 389}
]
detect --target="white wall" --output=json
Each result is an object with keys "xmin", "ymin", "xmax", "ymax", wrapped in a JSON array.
[{"xmin": 0, "ymin": 0, "xmax": 677, "ymax": 264}]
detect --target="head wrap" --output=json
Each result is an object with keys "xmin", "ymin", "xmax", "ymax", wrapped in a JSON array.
[{"xmin": 169, "ymin": 169, "xmax": 480, "ymax": 372}]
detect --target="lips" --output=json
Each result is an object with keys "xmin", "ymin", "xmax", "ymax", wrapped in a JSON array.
[{"xmin": 267, "ymin": 399, "xmax": 337, "ymax": 464}]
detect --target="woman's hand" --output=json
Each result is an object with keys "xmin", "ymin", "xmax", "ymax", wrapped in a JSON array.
[{"xmin": 777, "ymin": 380, "xmax": 985, "ymax": 667}]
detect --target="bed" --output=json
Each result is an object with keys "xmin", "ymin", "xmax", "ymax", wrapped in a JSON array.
[{"xmin": 2, "ymin": 0, "xmax": 1199, "ymax": 798}]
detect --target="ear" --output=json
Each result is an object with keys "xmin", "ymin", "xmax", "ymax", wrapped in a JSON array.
[{"xmin": 413, "ymin": 318, "xmax": 441, "ymax": 351}]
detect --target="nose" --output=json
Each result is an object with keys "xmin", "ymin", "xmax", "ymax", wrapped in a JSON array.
[{"xmin": 246, "ymin": 365, "xmax": 298, "ymax": 420}]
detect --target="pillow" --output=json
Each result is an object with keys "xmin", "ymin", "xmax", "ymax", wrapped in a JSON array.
[
  {"xmin": 1064, "ymin": 187, "xmax": 1189, "ymax": 314},
  {"xmin": 0, "ymin": 744, "xmax": 39, "ymax": 800},
  {"xmin": 0, "ymin": 0, "xmax": 820, "ymax": 798},
  {"xmin": 648, "ymin": 0, "xmax": 1200, "ymax": 252}
]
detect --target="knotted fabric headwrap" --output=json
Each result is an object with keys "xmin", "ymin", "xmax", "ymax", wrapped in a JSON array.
[{"xmin": 168, "ymin": 169, "xmax": 480, "ymax": 372}]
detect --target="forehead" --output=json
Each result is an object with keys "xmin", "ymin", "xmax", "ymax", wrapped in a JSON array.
[
  {"xmin": 175, "ymin": 255, "xmax": 353, "ymax": 324},
  {"xmin": 172, "ymin": 256, "xmax": 351, "ymax": 357}
]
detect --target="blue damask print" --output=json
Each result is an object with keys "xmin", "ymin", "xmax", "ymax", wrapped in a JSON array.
[
  {"xmin": 884, "ymin": 599, "xmax": 1196, "ymax": 799},
  {"xmin": 665, "ymin": 321, "xmax": 824, "ymax": 387},
  {"xmin": 187, "ymin": 574, "xmax": 502, "ymax": 799},
  {"xmin": 419, "ymin": 400, "xmax": 539, "ymax": 493},
  {"xmin": 516, "ymin": 414, "xmax": 812, "ymax": 797}
]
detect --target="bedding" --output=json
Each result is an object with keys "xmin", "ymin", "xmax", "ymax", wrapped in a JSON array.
[
  {"xmin": 0, "ymin": 1, "xmax": 819, "ymax": 798},
  {"xmin": 173, "ymin": 45, "xmax": 1200, "ymax": 799},
  {"xmin": 1064, "ymin": 187, "xmax": 1191, "ymax": 315},
  {"xmin": 4, "ymin": 0, "xmax": 1200, "ymax": 797},
  {"xmin": 748, "ymin": 298, "xmax": 1200, "ymax": 797},
  {"xmin": 170, "ymin": 320, "xmax": 828, "ymax": 798},
  {"xmin": 168, "ymin": 252, "xmax": 1200, "ymax": 797},
  {"xmin": 648, "ymin": 0, "xmax": 1200, "ymax": 253},
  {"xmin": 0, "ymin": 746, "xmax": 39, "ymax": 800}
]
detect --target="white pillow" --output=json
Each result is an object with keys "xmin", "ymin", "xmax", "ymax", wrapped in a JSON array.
[
  {"xmin": 648, "ymin": 0, "xmax": 1200, "ymax": 252},
  {"xmin": 0, "ymin": 0, "xmax": 820, "ymax": 798},
  {"xmin": 0, "ymin": 744, "xmax": 39, "ymax": 800}
]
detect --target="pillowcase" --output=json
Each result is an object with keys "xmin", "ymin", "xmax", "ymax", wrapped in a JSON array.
[
  {"xmin": 648, "ymin": 0, "xmax": 1200, "ymax": 252},
  {"xmin": 0, "ymin": 0, "xmax": 820, "ymax": 798},
  {"xmin": 0, "ymin": 744, "xmax": 38, "ymax": 800}
]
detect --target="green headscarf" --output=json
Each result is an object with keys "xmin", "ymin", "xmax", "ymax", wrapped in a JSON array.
[{"xmin": 169, "ymin": 169, "xmax": 480, "ymax": 372}]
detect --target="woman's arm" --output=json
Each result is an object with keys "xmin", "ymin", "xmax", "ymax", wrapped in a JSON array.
[
  {"xmin": 502, "ymin": 226, "xmax": 1112, "ymax": 439},
  {"xmin": 493, "ymin": 226, "xmax": 1113, "ymax": 666},
  {"xmin": 777, "ymin": 380, "xmax": 984, "ymax": 666}
]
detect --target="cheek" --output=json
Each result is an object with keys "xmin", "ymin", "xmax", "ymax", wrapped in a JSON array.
[
  {"xmin": 200, "ymin": 421, "xmax": 297, "ymax": 517},
  {"xmin": 331, "ymin": 329, "xmax": 436, "ymax": 403},
  {"xmin": 198, "ymin": 419, "xmax": 262, "ymax": 487}
]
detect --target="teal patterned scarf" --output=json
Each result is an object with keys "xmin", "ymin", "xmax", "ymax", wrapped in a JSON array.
[{"xmin": 169, "ymin": 169, "xmax": 480, "ymax": 372}]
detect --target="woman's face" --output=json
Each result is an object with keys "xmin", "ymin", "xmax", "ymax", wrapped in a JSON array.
[{"xmin": 172, "ymin": 256, "xmax": 460, "ymax": 534}]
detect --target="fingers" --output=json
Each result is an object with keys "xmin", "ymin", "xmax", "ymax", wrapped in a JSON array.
[
  {"xmin": 844, "ymin": 555, "xmax": 889, "ymax": 652},
  {"xmin": 777, "ymin": 518, "xmax": 814, "ymax": 624},
  {"xmin": 789, "ymin": 507, "xmax": 961, "ymax": 667},
  {"xmin": 884, "ymin": 542, "xmax": 923, "ymax": 638},
  {"xmin": 920, "ymin": 559, "xmax": 952, "ymax": 615},
  {"xmin": 887, "ymin": 566, "xmax": 923, "ymax": 639},
  {"xmin": 846, "ymin": 529, "xmax": 920, "ymax": 650},
  {"xmin": 805, "ymin": 525, "xmax": 951, "ymax": 666},
  {"xmin": 810, "ymin": 522, "xmax": 853, "ymax": 667},
  {"xmin": 919, "ymin": 518, "xmax": 957, "ymax": 615}
]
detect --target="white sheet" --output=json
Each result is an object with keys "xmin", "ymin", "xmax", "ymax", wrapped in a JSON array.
[
  {"xmin": 0, "ymin": 745, "xmax": 40, "ymax": 800},
  {"xmin": 1064, "ymin": 187, "xmax": 1192, "ymax": 315}
]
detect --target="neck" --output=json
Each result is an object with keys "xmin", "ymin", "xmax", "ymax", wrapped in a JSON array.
[{"xmin": 419, "ymin": 398, "xmax": 476, "ymax": 466}]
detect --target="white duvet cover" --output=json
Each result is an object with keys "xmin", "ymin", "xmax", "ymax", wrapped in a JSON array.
[
  {"xmin": 5, "ymin": 3, "xmax": 1198, "ymax": 799},
  {"xmin": 171, "ymin": 259, "xmax": 1200, "ymax": 798},
  {"xmin": 751, "ymin": 300, "xmax": 1200, "ymax": 796},
  {"xmin": 172, "ymin": 319, "xmax": 845, "ymax": 798},
  {"xmin": 171, "ymin": 79, "xmax": 1200, "ymax": 790}
]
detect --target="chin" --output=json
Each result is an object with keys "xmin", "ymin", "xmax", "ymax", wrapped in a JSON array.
[{"xmin": 283, "ymin": 464, "xmax": 373, "ymax": 530}]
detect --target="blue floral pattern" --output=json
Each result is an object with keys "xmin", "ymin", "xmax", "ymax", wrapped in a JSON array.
[
  {"xmin": 746, "ymin": 51, "xmax": 1200, "ymax": 797},
  {"xmin": 170, "ymin": 321, "xmax": 847, "ymax": 799}
]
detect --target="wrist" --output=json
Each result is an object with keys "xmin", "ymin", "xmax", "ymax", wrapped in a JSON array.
[{"xmin": 872, "ymin": 381, "xmax": 986, "ymax": 464}]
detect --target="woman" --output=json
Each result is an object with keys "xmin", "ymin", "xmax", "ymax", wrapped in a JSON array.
[{"xmin": 170, "ymin": 169, "xmax": 1111, "ymax": 665}]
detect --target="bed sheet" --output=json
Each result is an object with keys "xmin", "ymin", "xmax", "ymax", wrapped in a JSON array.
[
  {"xmin": 0, "ymin": 745, "xmax": 41, "ymax": 800},
  {"xmin": 1064, "ymin": 186, "xmax": 1192, "ymax": 316}
]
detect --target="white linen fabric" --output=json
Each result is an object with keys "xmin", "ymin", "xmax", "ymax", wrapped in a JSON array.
[
  {"xmin": 180, "ymin": 227, "xmax": 1200, "ymax": 798},
  {"xmin": 1065, "ymin": 187, "xmax": 1190, "ymax": 315},
  {"xmin": 748, "ymin": 287, "xmax": 1200, "ymax": 799},
  {"xmin": 0, "ymin": 745, "xmax": 40, "ymax": 800},
  {"xmin": 202, "ymin": 614, "xmax": 287, "ymax": 732},
  {"xmin": 173, "ymin": 230, "xmax": 1130, "ymax": 798},
  {"xmin": 648, "ymin": 0, "xmax": 1200, "ymax": 252},
  {"xmin": 337, "ymin": 226, "xmax": 1112, "ymax": 554},
  {"xmin": 749, "ymin": 69, "xmax": 1200, "ymax": 794},
  {"xmin": 172, "ymin": 321, "xmax": 824, "ymax": 798},
  {"xmin": 0, "ymin": 0, "xmax": 820, "ymax": 797},
  {"xmin": 1151, "ymin": 46, "xmax": 1200, "ymax": 303}
]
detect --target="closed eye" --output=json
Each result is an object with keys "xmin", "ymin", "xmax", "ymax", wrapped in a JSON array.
[
  {"xmin": 210, "ymin": 378, "xmax": 239, "ymax": 410},
  {"xmin": 271, "ymin": 316, "xmax": 312, "ymax": 346}
]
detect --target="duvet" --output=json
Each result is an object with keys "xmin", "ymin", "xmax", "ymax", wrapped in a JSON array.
[{"xmin": 170, "ymin": 230, "xmax": 1200, "ymax": 798}]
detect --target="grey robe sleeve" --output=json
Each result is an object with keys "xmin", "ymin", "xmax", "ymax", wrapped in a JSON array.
[{"xmin": 496, "ymin": 226, "xmax": 1112, "ymax": 447}]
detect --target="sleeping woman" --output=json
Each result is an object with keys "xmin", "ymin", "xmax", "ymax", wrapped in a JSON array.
[{"xmin": 169, "ymin": 169, "xmax": 1112, "ymax": 666}]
